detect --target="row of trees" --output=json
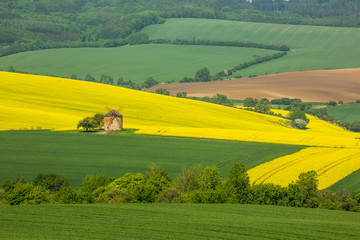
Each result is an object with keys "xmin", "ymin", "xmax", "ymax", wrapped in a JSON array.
[
  {"xmin": 72, "ymin": 73, "xmax": 159, "ymax": 90},
  {"xmin": 187, "ymin": 93, "xmax": 234, "ymax": 107},
  {"xmin": 180, "ymin": 52, "xmax": 287, "ymax": 84},
  {"xmin": 151, "ymin": 88, "xmax": 234, "ymax": 108},
  {"xmin": 1, "ymin": 163, "xmax": 360, "ymax": 212},
  {"xmin": 152, "ymin": 38, "xmax": 290, "ymax": 52},
  {"xmin": 243, "ymin": 97, "xmax": 309, "ymax": 129}
]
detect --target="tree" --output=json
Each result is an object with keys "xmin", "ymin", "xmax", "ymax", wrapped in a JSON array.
[
  {"xmin": 70, "ymin": 74, "xmax": 78, "ymax": 80},
  {"xmin": 176, "ymin": 91, "xmax": 187, "ymax": 98},
  {"xmin": 289, "ymin": 109, "xmax": 309, "ymax": 123},
  {"xmin": 327, "ymin": 101, "xmax": 337, "ymax": 106},
  {"xmin": 77, "ymin": 117, "xmax": 98, "ymax": 131},
  {"xmin": 287, "ymin": 171, "xmax": 319, "ymax": 208},
  {"xmin": 92, "ymin": 113, "xmax": 104, "ymax": 129},
  {"xmin": 33, "ymin": 174, "xmax": 70, "ymax": 192},
  {"xmin": 142, "ymin": 77, "xmax": 158, "ymax": 88},
  {"xmin": 85, "ymin": 74, "xmax": 96, "ymax": 82},
  {"xmin": 155, "ymin": 88, "xmax": 170, "ymax": 95},
  {"xmin": 291, "ymin": 118, "xmax": 308, "ymax": 129},
  {"xmin": 347, "ymin": 121, "xmax": 360, "ymax": 132},
  {"xmin": 211, "ymin": 93, "xmax": 233, "ymax": 107},
  {"xmin": 243, "ymin": 97, "xmax": 258, "ymax": 107},
  {"xmin": 255, "ymin": 98, "xmax": 270, "ymax": 113},
  {"xmin": 80, "ymin": 174, "xmax": 108, "ymax": 194},
  {"xmin": 99, "ymin": 74, "xmax": 113, "ymax": 85},
  {"xmin": 198, "ymin": 166, "xmax": 221, "ymax": 190},
  {"xmin": 127, "ymin": 32, "xmax": 150, "ymax": 45},
  {"xmin": 223, "ymin": 162, "xmax": 250, "ymax": 203},
  {"xmin": 7, "ymin": 66, "xmax": 15, "ymax": 72},
  {"xmin": 195, "ymin": 67, "xmax": 211, "ymax": 82},
  {"xmin": 175, "ymin": 164, "xmax": 202, "ymax": 192},
  {"xmin": 134, "ymin": 164, "xmax": 172, "ymax": 203}
]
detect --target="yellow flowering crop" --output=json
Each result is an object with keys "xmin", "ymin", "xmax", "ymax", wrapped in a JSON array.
[
  {"xmin": 1, "ymin": 71, "xmax": 360, "ymax": 188},
  {"xmin": 1, "ymin": 71, "xmax": 360, "ymax": 148},
  {"xmin": 247, "ymin": 147, "xmax": 360, "ymax": 189}
]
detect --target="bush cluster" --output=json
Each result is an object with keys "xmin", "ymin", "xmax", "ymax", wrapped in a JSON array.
[
  {"xmin": 1, "ymin": 163, "xmax": 360, "ymax": 212},
  {"xmin": 187, "ymin": 93, "xmax": 234, "ymax": 107},
  {"xmin": 71, "ymin": 74, "xmax": 158, "ymax": 91},
  {"xmin": 77, "ymin": 113, "xmax": 104, "ymax": 132}
]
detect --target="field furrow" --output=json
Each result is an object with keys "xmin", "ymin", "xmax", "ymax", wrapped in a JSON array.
[{"xmin": 247, "ymin": 148, "xmax": 360, "ymax": 189}]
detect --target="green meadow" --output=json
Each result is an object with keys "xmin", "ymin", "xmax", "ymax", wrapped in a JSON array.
[
  {"xmin": 143, "ymin": 18, "xmax": 360, "ymax": 77},
  {"xmin": 326, "ymin": 104, "xmax": 360, "ymax": 123},
  {"xmin": 0, "ymin": 131, "xmax": 302, "ymax": 186},
  {"xmin": 1, "ymin": 204, "xmax": 359, "ymax": 239},
  {"xmin": 0, "ymin": 44, "xmax": 276, "ymax": 83}
]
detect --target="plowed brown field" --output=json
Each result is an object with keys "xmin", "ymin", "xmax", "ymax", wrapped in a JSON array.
[{"xmin": 147, "ymin": 69, "xmax": 360, "ymax": 102}]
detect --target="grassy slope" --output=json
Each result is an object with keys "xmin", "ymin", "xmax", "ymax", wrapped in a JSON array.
[
  {"xmin": 1, "ymin": 204, "xmax": 360, "ymax": 240},
  {"xmin": 0, "ymin": 131, "xmax": 302, "ymax": 186},
  {"xmin": 0, "ymin": 44, "xmax": 276, "ymax": 83},
  {"xmin": 143, "ymin": 18, "xmax": 360, "ymax": 77},
  {"xmin": 326, "ymin": 104, "xmax": 360, "ymax": 123}
]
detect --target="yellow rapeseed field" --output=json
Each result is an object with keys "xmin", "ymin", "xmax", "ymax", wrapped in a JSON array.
[
  {"xmin": 247, "ymin": 147, "xmax": 360, "ymax": 189},
  {"xmin": 1, "ymin": 71, "xmax": 360, "ymax": 188}
]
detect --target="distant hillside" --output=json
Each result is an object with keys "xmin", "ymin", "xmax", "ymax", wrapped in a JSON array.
[
  {"xmin": 327, "ymin": 103, "xmax": 360, "ymax": 123},
  {"xmin": 143, "ymin": 18, "xmax": 360, "ymax": 78},
  {"xmin": 147, "ymin": 69, "xmax": 360, "ymax": 102},
  {"xmin": 0, "ymin": 44, "xmax": 277, "ymax": 83},
  {"xmin": 1, "ymin": 0, "xmax": 360, "ymax": 57}
]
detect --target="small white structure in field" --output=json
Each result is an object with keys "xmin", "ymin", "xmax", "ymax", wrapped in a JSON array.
[{"xmin": 104, "ymin": 109, "xmax": 123, "ymax": 131}]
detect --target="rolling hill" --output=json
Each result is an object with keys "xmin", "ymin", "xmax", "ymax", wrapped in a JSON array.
[
  {"xmin": 0, "ymin": 130, "xmax": 302, "ymax": 186},
  {"xmin": 0, "ymin": 44, "xmax": 277, "ymax": 83},
  {"xmin": 1, "ymin": 71, "xmax": 360, "ymax": 189},
  {"xmin": 147, "ymin": 69, "xmax": 360, "ymax": 102},
  {"xmin": 2, "ymin": 18, "xmax": 360, "ymax": 85},
  {"xmin": 143, "ymin": 18, "xmax": 360, "ymax": 77}
]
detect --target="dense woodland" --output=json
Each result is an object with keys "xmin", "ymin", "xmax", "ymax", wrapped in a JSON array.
[{"xmin": 1, "ymin": 0, "xmax": 360, "ymax": 57}]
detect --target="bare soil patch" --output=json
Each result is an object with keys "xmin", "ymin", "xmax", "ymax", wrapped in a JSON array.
[{"xmin": 147, "ymin": 69, "xmax": 360, "ymax": 102}]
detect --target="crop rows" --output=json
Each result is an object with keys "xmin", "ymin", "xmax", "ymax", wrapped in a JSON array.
[
  {"xmin": 247, "ymin": 147, "xmax": 360, "ymax": 189},
  {"xmin": 1, "ymin": 204, "xmax": 360, "ymax": 239}
]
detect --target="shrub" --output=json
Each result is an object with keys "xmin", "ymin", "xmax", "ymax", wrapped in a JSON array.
[
  {"xmin": 33, "ymin": 174, "xmax": 70, "ymax": 192},
  {"xmin": 155, "ymin": 88, "xmax": 170, "ymax": 95},
  {"xmin": 176, "ymin": 91, "xmax": 187, "ymax": 98},
  {"xmin": 327, "ymin": 101, "xmax": 337, "ymax": 106},
  {"xmin": 243, "ymin": 97, "xmax": 258, "ymax": 107},
  {"xmin": 289, "ymin": 109, "xmax": 309, "ymax": 123},
  {"xmin": 127, "ymin": 32, "xmax": 150, "ymax": 45},
  {"xmin": 291, "ymin": 118, "xmax": 308, "ymax": 129},
  {"xmin": 77, "ymin": 117, "xmax": 98, "ymax": 131}
]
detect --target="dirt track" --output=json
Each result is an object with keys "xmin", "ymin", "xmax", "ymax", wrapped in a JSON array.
[{"xmin": 147, "ymin": 69, "xmax": 360, "ymax": 102}]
